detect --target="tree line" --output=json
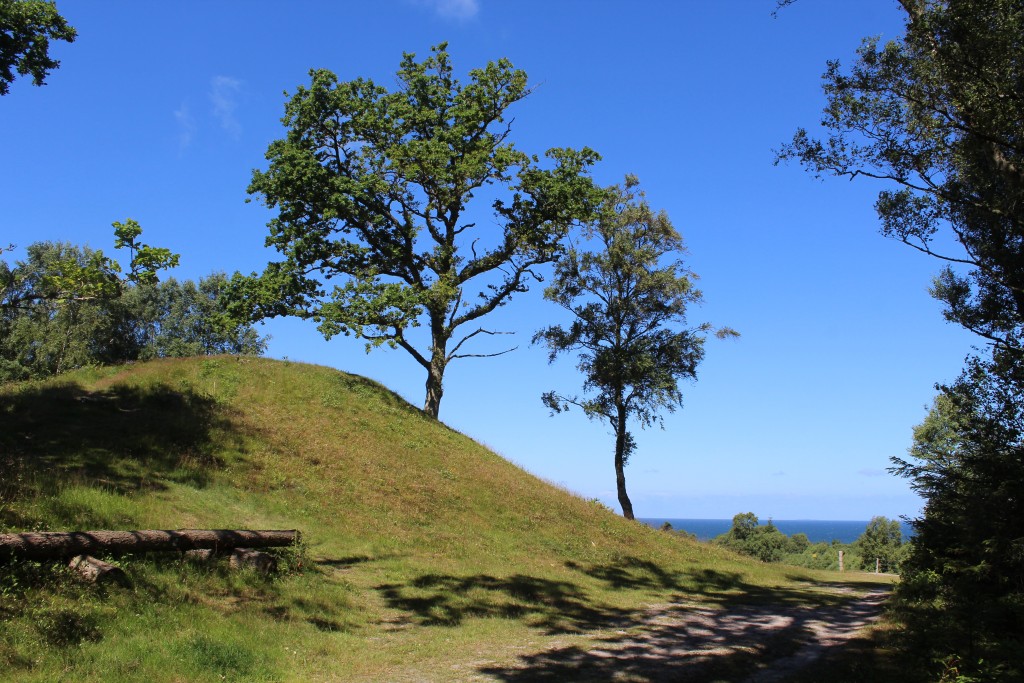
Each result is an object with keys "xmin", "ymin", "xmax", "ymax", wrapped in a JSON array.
[
  {"xmin": 668, "ymin": 512, "xmax": 908, "ymax": 573},
  {"xmin": 0, "ymin": 227, "xmax": 268, "ymax": 382}
]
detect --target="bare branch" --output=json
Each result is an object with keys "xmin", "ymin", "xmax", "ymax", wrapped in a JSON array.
[{"xmin": 446, "ymin": 327, "xmax": 515, "ymax": 360}]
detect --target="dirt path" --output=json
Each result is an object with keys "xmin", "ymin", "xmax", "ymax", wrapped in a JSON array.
[{"xmin": 476, "ymin": 587, "xmax": 890, "ymax": 682}]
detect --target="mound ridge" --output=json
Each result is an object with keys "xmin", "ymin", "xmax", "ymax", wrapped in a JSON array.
[{"xmin": 1, "ymin": 356, "xmax": 845, "ymax": 682}]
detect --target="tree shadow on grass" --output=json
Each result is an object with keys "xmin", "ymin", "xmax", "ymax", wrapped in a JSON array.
[
  {"xmin": 376, "ymin": 573, "xmax": 634, "ymax": 635},
  {"xmin": 567, "ymin": 558, "xmax": 853, "ymax": 609},
  {"xmin": 374, "ymin": 558, "xmax": 879, "ymax": 648},
  {"xmin": 0, "ymin": 380, "xmax": 232, "ymax": 529},
  {"xmin": 372, "ymin": 556, "xmax": 891, "ymax": 681}
]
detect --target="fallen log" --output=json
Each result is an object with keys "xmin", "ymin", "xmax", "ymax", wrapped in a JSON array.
[
  {"xmin": 0, "ymin": 529, "xmax": 300, "ymax": 561},
  {"xmin": 69, "ymin": 555, "xmax": 129, "ymax": 585}
]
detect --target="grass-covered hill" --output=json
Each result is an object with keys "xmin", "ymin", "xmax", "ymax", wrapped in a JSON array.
[{"xmin": 1, "ymin": 357, "xmax": 882, "ymax": 682}]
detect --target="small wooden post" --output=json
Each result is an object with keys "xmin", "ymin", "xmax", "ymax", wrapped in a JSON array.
[
  {"xmin": 876, "ymin": 557, "xmax": 881, "ymax": 574},
  {"xmin": 838, "ymin": 550, "xmax": 844, "ymax": 572}
]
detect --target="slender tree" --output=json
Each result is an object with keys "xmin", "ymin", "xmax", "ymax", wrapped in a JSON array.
[
  {"xmin": 534, "ymin": 177, "xmax": 736, "ymax": 519},
  {"xmin": 231, "ymin": 43, "xmax": 601, "ymax": 418}
]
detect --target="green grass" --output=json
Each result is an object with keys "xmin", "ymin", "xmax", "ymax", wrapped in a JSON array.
[{"xmin": 0, "ymin": 357, "xmax": 895, "ymax": 681}]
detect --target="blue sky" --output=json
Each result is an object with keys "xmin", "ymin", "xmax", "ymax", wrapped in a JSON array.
[{"xmin": 3, "ymin": 0, "xmax": 979, "ymax": 520}]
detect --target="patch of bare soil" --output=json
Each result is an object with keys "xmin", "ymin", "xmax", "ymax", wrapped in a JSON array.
[{"xmin": 477, "ymin": 587, "xmax": 890, "ymax": 682}]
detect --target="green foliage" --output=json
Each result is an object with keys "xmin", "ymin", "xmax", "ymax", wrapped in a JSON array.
[
  {"xmin": 535, "ymin": 176, "xmax": 736, "ymax": 518},
  {"xmin": 1, "ymin": 241, "xmax": 126, "ymax": 378},
  {"xmin": 0, "ymin": 238, "xmax": 265, "ymax": 380},
  {"xmin": 783, "ymin": 540, "xmax": 862, "ymax": 572},
  {"xmin": 232, "ymin": 43, "xmax": 602, "ymax": 417},
  {"xmin": 0, "ymin": 0, "xmax": 76, "ymax": 95},
  {"xmin": 855, "ymin": 516, "xmax": 906, "ymax": 573},
  {"xmin": 0, "ymin": 220, "xmax": 179, "ymax": 314},
  {"xmin": 126, "ymin": 274, "xmax": 269, "ymax": 361},
  {"xmin": 780, "ymin": 1, "xmax": 1024, "ymax": 677},
  {"xmin": 111, "ymin": 218, "xmax": 180, "ymax": 285},
  {"xmin": 714, "ymin": 513, "xmax": 801, "ymax": 564},
  {"xmin": 891, "ymin": 356, "xmax": 1024, "ymax": 680},
  {"xmin": 777, "ymin": 0, "xmax": 1024, "ymax": 357}
]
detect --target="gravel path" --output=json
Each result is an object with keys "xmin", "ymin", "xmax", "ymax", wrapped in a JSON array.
[{"xmin": 477, "ymin": 587, "xmax": 890, "ymax": 682}]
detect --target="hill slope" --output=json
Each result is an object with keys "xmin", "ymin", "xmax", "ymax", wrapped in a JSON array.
[{"xmin": 0, "ymin": 357, "xmax": 873, "ymax": 681}]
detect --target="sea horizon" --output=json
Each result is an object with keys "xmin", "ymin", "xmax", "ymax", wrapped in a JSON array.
[{"xmin": 637, "ymin": 518, "xmax": 913, "ymax": 544}]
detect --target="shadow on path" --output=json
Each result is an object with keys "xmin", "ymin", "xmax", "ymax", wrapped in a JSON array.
[{"xmin": 478, "ymin": 588, "xmax": 889, "ymax": 682}]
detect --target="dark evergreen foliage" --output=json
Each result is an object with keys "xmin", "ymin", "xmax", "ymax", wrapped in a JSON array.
[{"xmin": 780, "ymin": 0, "xmax": 1024, "ymax": 677}]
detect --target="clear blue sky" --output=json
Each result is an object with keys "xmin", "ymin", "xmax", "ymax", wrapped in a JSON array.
[{"xmin": 3, "ymin": 0, "xmax": 979, "ymax": 520}]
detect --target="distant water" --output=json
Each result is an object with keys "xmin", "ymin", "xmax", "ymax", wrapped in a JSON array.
[{"xmin": 638, "ymin": 518, "xmax": 912, "ymax": 544}]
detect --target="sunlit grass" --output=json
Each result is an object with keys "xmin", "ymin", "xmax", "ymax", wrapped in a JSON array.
[{"xmin": 0, "ymin": 356, "xmax": 887, "ymax": 681}]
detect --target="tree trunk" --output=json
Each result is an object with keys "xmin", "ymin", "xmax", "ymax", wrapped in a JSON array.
[
  {"xmin": 0, "ymin": 529, "xmax": 299, "ymax": 561},
  {"xmin": 422, "ymin": 330, "xmax": 447, "ymax": 419},
  {"xmin": 614, "ymin": 405, "xmax": 635, "ymax": 520}
]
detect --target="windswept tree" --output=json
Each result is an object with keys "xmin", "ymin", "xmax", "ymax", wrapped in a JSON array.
[
  {"xmin": 534, "ymin": 177, "xmax": 736, "ymax": 519},
  {"xmin": 0, "ymin": 0, "xmax": 76, "ymax": 96},
  {"xmin": 230, "ymin": 43, "xmax": 602, "ymax": 418}
]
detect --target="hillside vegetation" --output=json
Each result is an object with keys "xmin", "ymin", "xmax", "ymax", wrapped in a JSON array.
[{"xmin": 1, "ymin": 357, "xmax": 884, "ymax": 681}]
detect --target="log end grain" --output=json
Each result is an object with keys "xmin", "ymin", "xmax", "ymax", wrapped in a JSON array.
[
  {"xmin": 229, "ymin": 548, "xmax": 277, "ymax": 575},
  {"xmin": 69, "ymin": 555, "xmax": 129, "ymax": 586}
]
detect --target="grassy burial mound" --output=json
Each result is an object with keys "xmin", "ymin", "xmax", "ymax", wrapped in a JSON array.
[{"xmin": 0, "ymin": 357, "xmax": 881, "ymax": 681}]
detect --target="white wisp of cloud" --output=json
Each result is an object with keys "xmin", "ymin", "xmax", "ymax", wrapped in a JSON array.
[
  {"xmin": 419, "ymin": 0, "xmax": 479, "ymax": 20},
  {"xmin": 174, "ymin": 102, "xmax": 196, "ymax": 149},
  {"xmin": 210, "ymin": 76, "xmax": 243, "ymax": 138}
]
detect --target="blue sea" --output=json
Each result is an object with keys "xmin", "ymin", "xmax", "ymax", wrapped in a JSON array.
[{"xmin": 638, "ymin": 518, "xmax": 912, "ymax": 544}]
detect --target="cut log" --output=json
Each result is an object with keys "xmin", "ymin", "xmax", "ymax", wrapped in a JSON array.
[
  {"xmin": 69, "ymin": 555, "xmax": 128, "ymax": 585},
  {"xmin": 0, "ymin": 529, "xmax": 299, "ymax": 561},
  {"xmin": 229, "ymin": 548, "xmax": 277, "ymax": 574},
  {"xmin": 183, "ymin": 548, "xmax": 218, "ymax": 564}
]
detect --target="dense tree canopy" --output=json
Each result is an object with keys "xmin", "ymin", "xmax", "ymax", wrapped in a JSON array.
[
  {"xmin": 713, "ymin": 513, "xmax": 798, "ymax": 564},
  {"xmin": 780, "ymin": 0, "xmax": 1024, "ymax": 677},
  {"xmin": 535, "ymin": 177, "xmax": 735, "ymax": 519},
  {"xmin": 854, "ymin": 516, "xmax": 905, "ymax": 573},
  {"xmin": 231, "ymin": 43, "xmax": 601, "ymax": 418},
  {"xmin": 0, "ymin": 219, "xmax": 178, "ymax": 315},
  {"xmin": 0, "ymin": 0, "xmax": 75, "ymax": 95},
  {"xmin": 1, "ymin": 234, "xmax": 264, "ymax": 381}
]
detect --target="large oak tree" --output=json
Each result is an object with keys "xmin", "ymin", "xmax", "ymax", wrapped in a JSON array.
[{"xmin": 233, "ymin": 44, "xmax": 601, "ymax": 418}]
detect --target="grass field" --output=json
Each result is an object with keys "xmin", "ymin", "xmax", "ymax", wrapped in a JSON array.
[{"xmin": 1, "ymin": 357, "xmax": 898, "ymax": 681}]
